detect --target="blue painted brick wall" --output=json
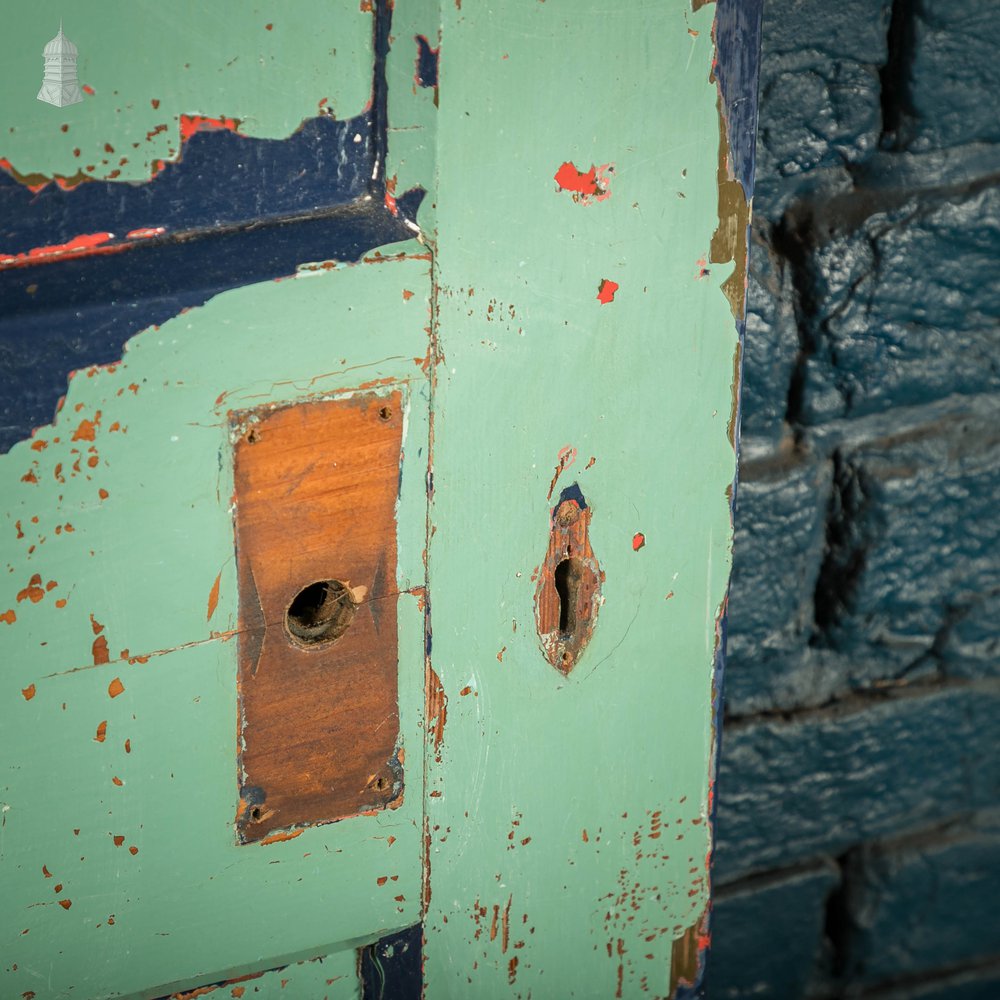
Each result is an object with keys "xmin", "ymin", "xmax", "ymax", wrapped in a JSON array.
[{"xmin": 713, "ymin": 0, "xmax": 1000, "ymax": 994}]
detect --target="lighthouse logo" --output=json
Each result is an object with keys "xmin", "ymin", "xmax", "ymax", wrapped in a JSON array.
[{"xmin": 37, "ymin": 22, "xmax": 84, "ymax": 108}]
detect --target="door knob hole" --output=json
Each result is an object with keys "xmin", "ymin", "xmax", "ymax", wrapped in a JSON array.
[{"xmin": 285, "ymin": 580, "xmax": 357, "ymax": 647}]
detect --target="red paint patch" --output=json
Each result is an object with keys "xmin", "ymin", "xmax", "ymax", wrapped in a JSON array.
[
  {"xmin": 178, "ymin": 114, "xmax": 240, "ymax": 142},
  {"xmin": 95, "ymin": 721, "xmax": 107, "ymax": 743},
  {"xmin": 265, "ymin": 23, "xmax": 273, "ymax": 30},
  {"xmin": 111, "ymin": 776, "xmax": 123, "ymax": 787},
  {"xmin": 3, "ymin": 610, "xmax": 16, "ymax": 625},
  {"xmin": 107, "ymin": 677, "xmax": 125, "ymax": 699},
  {"xmin": 206, "ymin": 572, "xmax": 221, "ymax": 621},
  {"xmin": 555, "ymin": 161, "xmax": 599, "ymax": 195},
  {"xmin": 82, "ymin": 84, "xmax": 94, "ymax": 95},
  {"xmin": 554, "ymin": 160, "xmax": 614, "ymax": 204},
  {"xmin": 113, "ymin": 835, "xmax": 125, "ymax": 847},
  {"xmin": 597, "ymin": 278, "xmax": 619, "ymax": 304},
  {"xmin": 126, "ymin": 227, "xmax": 165, "ymax": 240},
  {"xmin": 402, "ymin": 288, "xmax": 414, "ymax": 301},
  {"xmin": 151, "ymin": 99, "xmax": 160, "ymax": 109},
  {"xmin": 124, "ymin": 739, "xmax": 131, "ymax": 753},
  {"xmin": 128, "ymin": 845, "xmax": 139, "ymax": 855},
  {"xmin": 58, "ymin": 899, "xmax": 72, "ymax": 909},
  {"xmin": 21, "ymin": 683, "xmax": 35, "ymax": 700},
  {"xmin": 384, "ymin": 175, "xmax": 398, "ymax": 215},
  {"xmin": 632, "ymin": 532, "xmax": 646, "ymax": 552},
  {"xmin": 0, "ymin": 233, "xmax": 114, "ymax": 270}
]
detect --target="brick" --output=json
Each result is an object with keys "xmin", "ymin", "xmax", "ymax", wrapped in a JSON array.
[
  {"xmin": 843, "ymin": 812, "xmax": 1000, "ymax": 984},
  {"xmin": 822, "ymin": 409, "xmax": 1000, "ymax": 678},
  {"xmin": 908, "ymin": 1, "xmax": 1000, "ymax": 151},
  {"xmin": 708, "ymin": 860, "xmax": 839, "ymax": 999},
  {"xmin": 941, "ymin": 588, "xmax": 1000, "ymax": 680},
  {"xmin": 726, "ymin": 454, "xmax": 830, "ymax": 714},
  {"xmin": 713, "ymin": 683, "xmax": 1000, "ymax": 883},
  {"xmin": 740, "ymin": 225, "xmax": 799, "ymax": 451},
  {"xmin": 753, "ymin": 0, "xmax": 892, "ymax": 218},
  {"xmin": 806, "ymin": 187, "xmax": 1000, "ymax": 422},
  {"xmin": 869, "ymin": 966, "xmax": 1000, "ymax": 1000}
]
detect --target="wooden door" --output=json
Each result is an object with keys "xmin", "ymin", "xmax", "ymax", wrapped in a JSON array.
[{"xmin": 0, "ymin": 2, "xmax": 759, "ymax": 997}]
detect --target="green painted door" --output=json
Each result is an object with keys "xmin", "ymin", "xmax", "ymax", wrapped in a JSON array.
[{"xmin": 0, "ymin": 2, "xmax": 758, "ymax": 997}]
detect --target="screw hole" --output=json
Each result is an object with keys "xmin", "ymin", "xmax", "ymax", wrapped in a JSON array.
[
  {"xmin": 373, "ymin": 776, "xmax": 389, "ymax": 792},
  {"xmin": 285, "ymin": 580, "xmax": 358, "ymax": 647},
  {"xmin": 378, "ymin": 405, "xmax": 393, "ymax": 422},
  {"xmin": 249, "ymin": 805, "xmax": 262, "ymax": 822},
  {"xmin": 246, "ymin": 428, "xmax": 258, "ymax": 444}
]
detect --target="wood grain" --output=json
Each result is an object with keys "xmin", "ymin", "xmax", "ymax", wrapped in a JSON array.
[{"xmin": 232, "ymin": 390, "xmax": 404, "ymax": 842}]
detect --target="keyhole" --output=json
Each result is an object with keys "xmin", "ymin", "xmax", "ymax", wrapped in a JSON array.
[
  {"xmin": 554, "ymin": 558, "xmax": 583, "ymax": 635},
  {"xmin": 285, "ymin": 580, "xmax": 357, "ymax": 647}
]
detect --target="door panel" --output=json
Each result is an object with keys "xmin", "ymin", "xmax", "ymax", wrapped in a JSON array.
[
  {"xmin": 1, "ymin": 258, "xmax": 431, "ymax": 999},
  {"xmin": 1, "ymin": 1, "xmax": 760, "ymax": 996}
]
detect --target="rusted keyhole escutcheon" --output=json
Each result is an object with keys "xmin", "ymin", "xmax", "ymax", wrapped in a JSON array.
[
  {"xmin": 285, "ymin": 580, "xmax": 357, "ymax": 648},
  {"xmin": 535, "ymin": 485, "xmax": 602, "ymax": 674}
]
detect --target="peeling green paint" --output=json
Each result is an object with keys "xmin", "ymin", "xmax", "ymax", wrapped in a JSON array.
[
  {"xmin": 0, "ymin": 1, "xmax": 373, "ymax": 183},
  {"xmin": 1, "ymin": 255, "xmax": 430, "ymax": 998},
  {"xmin": 1, "ymin": 0, "xmax": 750, "ymax": 994},
  {"xmin": 419, "ymin": 0, "xmax": 735, "ymax": 995}
]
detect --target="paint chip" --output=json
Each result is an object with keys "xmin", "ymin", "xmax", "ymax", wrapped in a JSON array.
[
  {"xmin": 93, "ymin": 635, "xmax": 110, "ymax": 666},
  {"xmin": 108, "ymin": 677, "xmax": 124, "ymax": 699},
  {"xmin": 554, "ymin": 161, "xmax": 613, "ymax": 203},
  {"xmin": 206, "ymin": 572, "xmax": 221, "ymax": 621},
  {"xmin": 597, "ymin": 279, "xmax": 619, "ymax": 304},
  {"xmin": 632, "ymin": 532, "xmax": 646, "ymax": 551},
  {"xmin": 95, "ymin": 721, "xmax": 107, "ymax": 743},
  {"xmin": 21, "ymin": 683, "xmax": 35, "ymax": 700}
]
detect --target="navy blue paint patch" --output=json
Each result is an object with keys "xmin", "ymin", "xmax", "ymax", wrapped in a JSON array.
[
  {"xmin": 0, "ymin": 0, "xmax": 426, "ymax": 454},
  {"xmin": 360, "ymin": 923, "xmax": 422, "ymax": 999},
  {"xmin": 555, "ymin": 482, "xmax": 588, "ymax": 511},
  {"xmin": 415, "ymin": 35, "xmax": 440, "ymax": 88},
  {"xmin": 0, "ymin": 115, "xmax": 373, "ymax": 260},
  {"xmin": 713, "ymin": 0, "xmax": 764, "ymax": 195},
  {"xmin": 0, "ymin": 198, "xmax": 422, "ymax": 452}
]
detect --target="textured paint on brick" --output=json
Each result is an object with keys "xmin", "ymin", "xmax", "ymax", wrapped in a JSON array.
[
  {"xmin": 709, "ymin": 860, "xmax": 839, "ymax": 999},
  {"xmin": 842, "ymin": 813, "xmax": 1000, "ymax": 984},
  {"xmin": 715, "ymin": 686, "xmax": 1000, "ymax": 882}
]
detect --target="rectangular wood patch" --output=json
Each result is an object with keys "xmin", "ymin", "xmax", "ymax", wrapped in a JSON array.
[{"xmin": 232, "ymin": 391, "xmax": 404, "ymax": 843}]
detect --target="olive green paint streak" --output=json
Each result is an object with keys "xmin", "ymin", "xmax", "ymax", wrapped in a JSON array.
[
  {"xmin": 0, "ymin": 253, "xmax": 430, "ymax": 999},
  {"xmin": 0, "ymin": 1, "xmax": 372, "ymax": 182},
  {"xmin": 420, "ymin": 1, "xmax": 735, "ymax": 996}
]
